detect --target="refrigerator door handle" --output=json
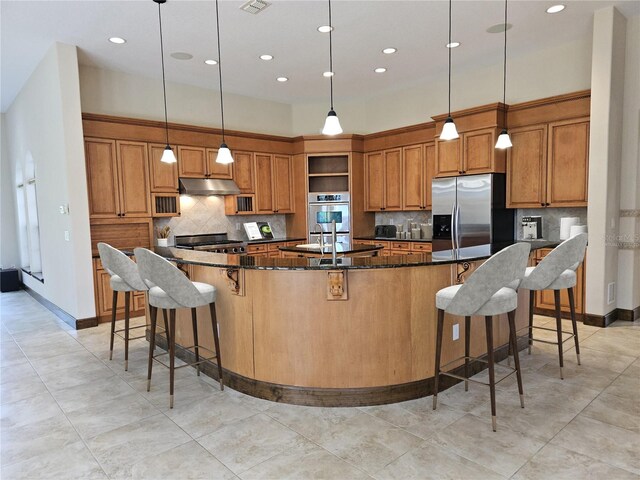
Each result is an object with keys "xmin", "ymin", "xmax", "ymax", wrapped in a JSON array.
[
  {"xmin": 450, "ymin": 204, "xmax": 456, "ymax": 251},
  {"xmin": 455, "ymin": 204, "xmax": 461, "ymax": 250}
]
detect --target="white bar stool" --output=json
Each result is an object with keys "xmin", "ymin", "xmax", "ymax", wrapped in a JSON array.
[
  {"xmin": 134, "ymin": 248, "xmax": 224, "ymax": 408},
  {"xmin": 98, "ymin": 242, "xmax": 155, "ymax": 371},
  {"xmin": 518, "ymin": 233, "xmax": 588, "ymax": 379},
  {"xmin": 433, "ymin": 242, "xmax": 531, "ymax": 432}
]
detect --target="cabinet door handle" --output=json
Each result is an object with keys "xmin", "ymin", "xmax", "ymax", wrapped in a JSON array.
[
  {"xmin": 121, "ymin": 213, "xmax": 126, "ymax": 217},
  {"xmin": 546, "ymin": 203, "xmax": 551, "ymax": 206},
  {"xmin": 541, "ymin": 203, "xmax": 545, "ymax": 207}
]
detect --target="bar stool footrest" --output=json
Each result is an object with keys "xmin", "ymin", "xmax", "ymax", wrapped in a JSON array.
[
  {"xmin": 438, "ymin": 354, "xmax": 517, "ymax": 386},
  {"xmin": 152, "ymin": 344, "xmax": 218, "ymax": 370}
]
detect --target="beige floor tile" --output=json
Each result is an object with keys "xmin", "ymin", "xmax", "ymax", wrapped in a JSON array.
[
  {"xmin": 536, "ymin": 360, "xmax": 621, "ymax": 390},
  {"xmin": 37, "ymin": 359, "xmax": 116, "ymax": 392},
  {"xmin": 373, "ymin": 440, "xmax": 505, "ymax": 480},
  {"xmin": 603, "ymin": 372, "xmax": 640, "ymax": 401},
  {"xmin": 29, "ymin": 349, "xmax": 106, "ymax": 376},
  {"xmin": 1, "ymin": 440, "xmax": 108, "ymax": 480},
  {"xmin": 0, "ymin": 412, "xmax": 81, "ymax": 466},
  {"xmin": 428, "ymin": 414, "xmax": 546, "ymax": 477},
  {"xmin": 550, "ymin": 415, "xmax": 640, "ymax": 474},
  {"xmin": 66, "ymin": 391, "xmax": 160, "ymax": 440},
  {"xmin": 310, "ymin": 411, "xmax": 423, "ymax": 475},
  {"xmin": 165, "ymin": 390, "xmax": 258, "ymax": 438},
  {"xmin": 581, "ymin": 391, "xmax": 640, "ymax": 433},
  {"xmin": 239, "ymin": 438, "xmax": 371, "ymax": 480},
  {"xmin": 580, "ymin": 330, "xmax": 640, "ymax": 357},
  {"xmin": 85, "ymin": 413, "xmax": 192, "ymax": 478},
  {"xmin": 0, "ymin": 373, "xmax": 48, "ymax": 404},
  {"xmin": 198, "ymin": 413, "xmax": 304, "ymax": 474},
  {"xmin": 512, "ymin": 443, "xmax": 638, "ymax": 480},
  {"xmin": 0, "ymin": 361, "xmax": 38, "ymax": 385},
  {"xmin": 50, "ymin": 375, "xmax": 137, "ymax": 413},
  {"xmin": 122, "ymin": 440, "xmax": 236, "ymax": 480},
  {"xmin": 0, "ymin": 391, "xmax": 63, "ymax": 430}
]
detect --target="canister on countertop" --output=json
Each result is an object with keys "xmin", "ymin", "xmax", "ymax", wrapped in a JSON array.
[
  {"xmin": 396, "ymin": 232, "xmax": 402, "ymax": 239},
  {"xmin": 411, "ymin": 228, "xmax": 421, "ymax": 239},
  {"xmin": 420, "ymin": 223, "xmax": 432, "ymax": 240}
]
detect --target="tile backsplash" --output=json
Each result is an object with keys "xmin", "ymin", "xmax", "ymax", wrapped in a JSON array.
[
  {"xmin": 154, "ymin": 195, "xmax": 287, "ymax": 244},
  {"xmin": 375, "ymin": 211, "xmax": 432, "ymax": 230},
  {"xmin": 516, "ymin": 207, "xmax": 588, "ymax": 241}
]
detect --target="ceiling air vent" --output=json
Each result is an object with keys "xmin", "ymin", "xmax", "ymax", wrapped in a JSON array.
[{"xmin": 240, "ymin": 0, "xmax": 270, "ymax": 14}]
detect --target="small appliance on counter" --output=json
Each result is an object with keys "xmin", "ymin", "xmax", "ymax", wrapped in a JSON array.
[
  {"xmin": 522, "ymin": 216, "xmax": 543, "ymax": 240},
  {"xmin": 374, "ymin": 225, "xmax": 397, "ymax": 238}
]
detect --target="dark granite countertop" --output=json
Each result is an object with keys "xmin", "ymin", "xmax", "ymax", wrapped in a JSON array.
[
  {"xmin": 278, "ymin": 243, "xmax": 383, "ymax": 255},
  {"xmin": 354, "ymin": 236, "xmax": 433, "ymax": 243},
  {"xmin": 142, "ymin": 240, "xmax": 557, "ymax": 270},
  {"xmin": 244, "ymin": 237, "xmax": 306, "ymax": 245}
]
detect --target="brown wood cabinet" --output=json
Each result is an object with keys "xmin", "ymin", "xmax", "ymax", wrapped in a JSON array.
[
  {"xmin": 93, "ymin": 259, "xmax": 146, "ymax": 322},
  {"xmin": 365, "ymin": 149, "xmax": 402, "ymax": 211},
  {"xmin": 507, "ymin": 118, "xmax": 589, "ymax": 208},
  {"xmin": 148, "ymin": 143, "xmax": 178, "ymax": 192},
  {"xmin": 435, "ymin": 128, "xmax": 505, "ymax": 178},
  {"xmin": 534, "ymin": 248, "xmax": 585, "ymax": 316},
  {"xmin": 254, "ymin": 154, "xmax": 294, "ymax": 214},
  {"xmin": 85, "ymin": 138, "xmax": 151, "ymax": 219},
  {"xmin": 177, "ymin": 146, "xmax": 233, "ymax": 179},
  {"xmin": 402, "ymin": 142, "xmax": 435, "ymax": 210},
  {"xmin": 232, "ymin": 151, "xmax": 255, "ymax": 193},
  {"xmin": 206, "ymin": 148, "xmax": 234, "ymax": 179}
]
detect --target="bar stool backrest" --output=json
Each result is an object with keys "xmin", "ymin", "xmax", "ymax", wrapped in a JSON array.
[
  {"xmin": 445, "ymin": 242, "xmax": 531, "ymax": 317},
  {"xmin": 97, "ymin": 242, "xmax": 148, "ymax": 291},
  {"xmin": 134, "ymin": 248, "xmax": 204, "ymax": 308},
  {"xmin": 521, "ymin": 233, "xmax": 588, "ymax": 291}
]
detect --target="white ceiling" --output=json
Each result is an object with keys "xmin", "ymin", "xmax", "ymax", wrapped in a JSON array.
[{"xmin": 2, "ymin": 0, "xmax": 639, "ymax": 112}]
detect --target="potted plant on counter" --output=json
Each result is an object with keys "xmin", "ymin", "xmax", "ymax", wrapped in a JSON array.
[{"xmin": 156, "ymin": 225, "xmax": 171, "ymax": 247}]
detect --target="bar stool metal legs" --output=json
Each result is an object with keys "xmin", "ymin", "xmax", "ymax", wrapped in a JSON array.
[
  {"xmin": 210, "ymin": 303, "xmax": 224, "ymax": 391},
  {"xmin": 169, "ymin": 309, "xmax": 176, "ymax": 409},
  {"xmin": 464, "ymin": 316, "xmax": 470, "ymax": 392},
  {"xmin": 108, "ymin": 290, "xmax": 132, "ymax": 371},
  {"xmin": 484, "ymin": 315, "xmax": 497, "ymax": 432},
  {"xmin": 191, "ymin": 308, "xmax": 200, "ymax": 376},
  {"xmin": 109, "ymin": 291, "xmax": 118, "ymax": 361},
  {"xmin": 508, "ymin": 310, "xmax": 525, "ymax": 409},
  {"xmin": 554, "ymin": 290, "xmax": 565, "ymax": 379},
  {"xmin": 147, "ymin": 306, "xmax": 158, "ymax": 392},
  {"xmin": 528, "ymin": 290, "xmax": 535, "ymax": 355},
  {"xmin": 568, "ymin": 287, "xmax": 580, "ymax": 365},
  {"xmin": 432, "ymin": 309, "xmax": 445, "ymax": 410}
]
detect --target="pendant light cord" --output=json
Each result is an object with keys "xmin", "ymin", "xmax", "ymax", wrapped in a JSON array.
[
  {"xmin": 215, "ymin": 0, "xmax": 226, "ymax": 143},
  {"xmin": 502, "ymin": 0, "xmax": 508, "ymax": 130},
  {"xmin": 328, "ymin": 0, "xmax": 334, "ymax": 110},
  {"xmin": 447, "ymin": 0, "xmax": 452, "ymax": 117},
  {"xmin": 157, "ymin": 2, "xmax": 170, "ymax": 146}
]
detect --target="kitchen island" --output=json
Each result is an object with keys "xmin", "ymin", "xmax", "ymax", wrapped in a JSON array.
[{"xmin": 149, "ymin": 242, "xmax": 554, "ymax": 406}]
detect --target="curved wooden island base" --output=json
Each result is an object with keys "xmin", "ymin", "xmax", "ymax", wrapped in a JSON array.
[{"xmin": 153, "ymin": 247, "xmax": 533, "ymax": 407}]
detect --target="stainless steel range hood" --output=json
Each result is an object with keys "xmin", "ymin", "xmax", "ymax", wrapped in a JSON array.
[{"xmin": 179, "ymin": 178, "xmax": 241, "ymax": 196}]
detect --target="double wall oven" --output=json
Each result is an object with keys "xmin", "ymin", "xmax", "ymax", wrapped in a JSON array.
[{"xmin": 307, "ymin": 193, "xmax": 350, "ymax": 245}]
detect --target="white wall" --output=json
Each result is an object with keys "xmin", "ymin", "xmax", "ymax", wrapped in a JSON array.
[
  {"xmin": 79, "ymin": 65, "xmax": 293, "ymax": 137},
  {"xmin": 4, "ymin": 43, "xmax": 94, "ymax": 319},
  {"xmin": 291, "ymin": 37, "xmax": 592, "ymax": 135},
  {"xmin": 0, "ymin": 113, "xmax": 20, "ymax": 269},
  {"xmin": 617, "ymin": 15, "xmax": 640, "ymax": 312}
]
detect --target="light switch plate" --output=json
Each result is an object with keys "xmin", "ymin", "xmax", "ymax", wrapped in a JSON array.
[
  {"xmin": 452, "ymin": 323, "xmax": 460, "ymax": 341},
  {"xmin": 64, "ymin": 231, "xmax": 70, "ymax": 242}
]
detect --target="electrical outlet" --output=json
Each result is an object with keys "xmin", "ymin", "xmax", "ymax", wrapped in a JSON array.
[
  {"xmin": 452, "ymin": 323, "xmax": 460, "ymax": 341},
  {"xmin": 608, "ymin": 282, "xmax": 616, "ymax": 305},
  {"xmin": 64, "ymin": 231, "xmax": 70, "ymax": 242},
  {"xmin": 236, "ymin": 223, "xmax": 241, "ymax": 231}
]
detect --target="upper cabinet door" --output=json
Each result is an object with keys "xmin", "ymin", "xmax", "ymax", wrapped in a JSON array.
[
  {"xmin": 232, "ymin": 151, "xmax": 255, "ymax": 193},
  {"xmin": 254, "ymin": 153, "xmax": 274, "ymax": 214},
  {"xmin": 424, "ymin": 142, "xmax": 436, "ymax": 209},
  {"xmin": 435, "ymin": 138, "xmax": 461, "ymax": 177},
  {"xmin": 178, "ymin": 146, "xmax": 207, "ymax": 178},
  {"xmin": 507, "ymin": 125, "xmax": 548, "ymax": 208},
  {"xmin": 85, "ymin": 138, "xmax": 120, "ymax": 218},
  {"xmin": 402, "ymin": 145, "xmax": 424, "ymax": 210},
  {"xmin": 272, "ymin": 155, "xmax": 294, "ymax": 213},
  {"xmin": 546, "ymin": 118, "xmax": 589, "ymax": 207},
  {"xmin": 116, "ymin": 141, "xmax": 151, "ymax": 217},
  {"xmin": 206, "ymin": 148, "xmax": 234, "ymax": 179},
  {"xmin": 148, "ymin": 143, "xmax": 178, "ymax": 192},
  {"xmin": 384, "ymin": 148, "xmax": 403, "ymax": 211},
  {"xmin": 463, "ymin": 128, "xmax": 497, "ymax": 174},
  {"xmin": 364, "ymin": 151, "xmax": 384, "ymax": 211}
]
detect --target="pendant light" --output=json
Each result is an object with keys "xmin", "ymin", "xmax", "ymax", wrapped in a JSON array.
[
  {"xmin": 321, "ymin": 0, "xmax": 343, "ymax": 135},
  {"xmin": 214, "ymin": 0, "xmax": 233, "ymax": 164},
  {"xmin": 440, "ymin": 0, "xmax": 459, "ymax": 141},
  {"xmin": 495, "ymin": 0, "xmax": 513, "ymax": 149},
  {"xmin": 154, "ymin": 0, "xmax": 177, "ymax": 163}
]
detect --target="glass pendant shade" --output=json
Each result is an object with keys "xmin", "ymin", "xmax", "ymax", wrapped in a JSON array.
[
  {"xmin": 215, "ymin": 143, "xmax": 234, "ymax": 164},
  {"xmin": 160, "ymin": 145, "xmax": 177, "ymax": 164},
  {"xmin": 322, "ymin": 110, "xmax": 343, "ymax": 135},
  {"xmin": 440, "ymin": 117, "xmax": 459, "ymax": 141},
  {"xmin": 495, "ymin": 129, "xmax": 513, "ymax": 149}
]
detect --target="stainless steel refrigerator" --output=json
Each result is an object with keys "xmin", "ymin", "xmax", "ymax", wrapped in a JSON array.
[{"xmin": 431, "ymin": 174, "xmax": 514, "ymax": 252}]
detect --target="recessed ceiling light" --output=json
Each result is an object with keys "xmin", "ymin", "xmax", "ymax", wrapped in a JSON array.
[
  {"xmin": 374, "ymin": 67, "xmax": 387, "ymax": 73},
  {"xmin": 276, "ymin": 77, "xmax": 288, "ymax": 82},
  {"xmin": 109, "ymin": 37, "xmax": 126, "ymax": 44},
  {"xmin": 486, "ymin": 23, "xmax": 513, "ymax": 34},
  {"xmin": 204, "ymin": 59, "xmax": 218, "ymax": 65},
  {"xmin": 323, "ymin": 71, "xmax": 334, "ymax": 77},
  {"xmin": 382, "ymin": 47, "xmax": 397, "ymax": 54},
  {"xmin": 317, "ymin": 25, "xmax": 333, "ymax": 33},
  {"xmin": 171, "ymin": 52, "xmax": 193, "ymax": 60},
  {"xmin": 260, "ymin": 54, "xmax": 273, "ymax": 61},
  {"xmin": 546, "ymin": 4, "xmax": 565, "ymax": 13},
  {"xmin": 446, "ymin": 42, "xmax": 461, "ymax": 48}
]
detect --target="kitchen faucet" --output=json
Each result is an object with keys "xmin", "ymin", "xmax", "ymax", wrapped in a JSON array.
[{"xmin": 314, "ymin": 223, "xmax": 325, "ymax": 248}]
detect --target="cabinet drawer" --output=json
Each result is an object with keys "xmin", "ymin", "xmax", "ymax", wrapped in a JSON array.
[
  {"xmin": 373, "ymin": 241, "xmax": 390, "ymax": 249},
  {"xmin": 247, "ymin": 244, "xmax": 268, "ymax": 253},
  {"xmin": 411, "ymin": 242, "xmax": 432, "ymax": 252},
  {"xmin": 354, "ymin": 240, "xmax": 375, "ymax": 246},
  {"xmin": 391, "ymin": 242, "xmax": 410, "ymax": 250},
  {"xmin": 268, "ymin": 251, "xmax": 281, "ymax": 258},
  {"xmin": 267, "ymin": 243, "xmax": 284, "ymax": 252},
  {"xmin": 133, "ymin": 293, "xmax": 146, "ymax": 312}
]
